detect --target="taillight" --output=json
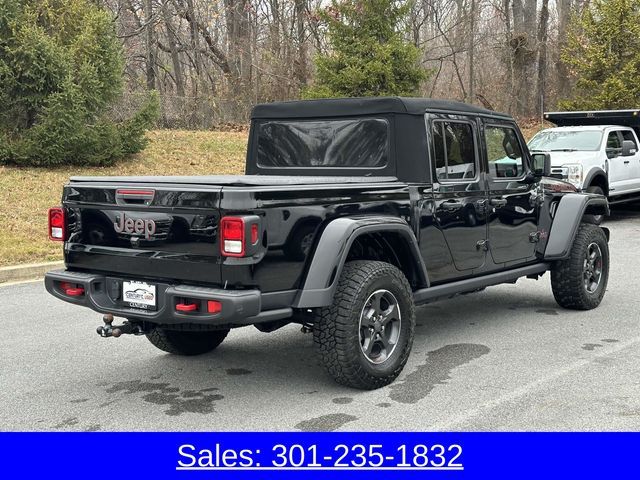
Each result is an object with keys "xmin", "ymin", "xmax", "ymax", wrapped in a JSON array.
[
  {"xmin": 220, "ymin": 217, "xmax": 245, "ymax": 257},
  {"xmin": 48, "ymin": 207, "xmax": 66, "ymax": 241},
  {"xmin": 219, "ymin": 215, "xmax": 261, "ymax": 257}
]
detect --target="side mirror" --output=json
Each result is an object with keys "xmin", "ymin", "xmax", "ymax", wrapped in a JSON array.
[
  {"xmin": 622, "ymin": 140, "xmax": 637, "ymax": 156},
  {"xmin": 531, "ymin": 152, "xmax": 551, "ymax": 177}
]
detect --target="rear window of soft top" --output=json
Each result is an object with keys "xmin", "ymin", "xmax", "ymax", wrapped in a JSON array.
[{"xmin": 256, "ymin": 118, "xmax": 389, "ymax": 168}]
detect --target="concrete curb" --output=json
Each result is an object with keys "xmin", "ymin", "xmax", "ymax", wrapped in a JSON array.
[{"xmin": 0, "ymin": 261, "xmax": 63, "ymax": 284}]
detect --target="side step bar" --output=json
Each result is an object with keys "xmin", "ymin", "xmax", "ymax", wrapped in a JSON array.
[
  {"xmin": 608, "ymin": 192, "xmax": 640, "ymax": 205},
  {"xmin": 413, "ymin": 263, "xmax": 550, "ymax": 305}
]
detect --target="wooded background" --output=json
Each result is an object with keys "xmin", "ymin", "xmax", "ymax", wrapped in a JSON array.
[{"xmin": 105, "ymin": 0, "xmax": 584, "ymax": 127}]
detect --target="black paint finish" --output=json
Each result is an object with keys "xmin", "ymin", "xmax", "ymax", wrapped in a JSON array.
[{"xmin": 48, "ymin": 98, "xmax": 601, "ymax": 328}]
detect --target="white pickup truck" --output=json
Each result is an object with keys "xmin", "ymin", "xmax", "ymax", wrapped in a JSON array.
[{"xmin": 529, "ymin": 110, "xmax": 640, "ymax": 213}]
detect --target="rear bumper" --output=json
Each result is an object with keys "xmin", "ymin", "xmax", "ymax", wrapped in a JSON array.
[{"xmin": 44, "ymin": 269, "xmax": 292, "ymax": 326}]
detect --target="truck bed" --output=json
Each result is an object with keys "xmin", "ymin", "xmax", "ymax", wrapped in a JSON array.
[{"xmin": 61, "ymin": 175, "xmax": 411, "ymax": 291}]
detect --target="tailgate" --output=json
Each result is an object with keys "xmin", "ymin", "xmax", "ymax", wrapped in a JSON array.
[{"xmin": 62, "ymin": 181, "xmax": 223, "ymax": 285}]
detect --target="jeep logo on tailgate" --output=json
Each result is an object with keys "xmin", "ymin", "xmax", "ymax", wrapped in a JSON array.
[{"xmin": 114, "ymin": 213, "xmax": 156, "ymax": 239}]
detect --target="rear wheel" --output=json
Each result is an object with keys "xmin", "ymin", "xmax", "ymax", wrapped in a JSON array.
[
  {"xmin": 313, "ymin": 261, "xmax": 415, "ymax": 389},
  {"xmin": 146, "ymin": 328, "xmax": 229, "ymax": 356},
  {"xmin": 551, "ymin": 223, "xmax": 609, "ymax": 310},
  {"xmin": 584, "ymin": 186, "xmax": 605, "ymax": 224}
]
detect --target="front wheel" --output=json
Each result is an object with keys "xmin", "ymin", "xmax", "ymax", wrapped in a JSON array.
[
  {"xmin": 146, "ymin": 328, "xmax": 229, "ymax": 356},
  {"xmin": 551, "ymin": 223, "xmax": 609, "ymax": 310},
  {"xmin": 313, "ymin": 261, "xmax": 415, "ymax": 389}
]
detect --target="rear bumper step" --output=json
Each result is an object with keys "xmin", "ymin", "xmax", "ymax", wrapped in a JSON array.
[{"xmin": 44, "ymin": 269, "xmax": 292, "ymax": 326}]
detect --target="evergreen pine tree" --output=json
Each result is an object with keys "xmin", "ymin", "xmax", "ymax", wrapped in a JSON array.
[
  {"xmin": 560, "ymin": 0, "xmax": 640, "ymax": 110},
  {"xmin": 305, "ymin": 0, "xmax": 428, "ymax": 98}
]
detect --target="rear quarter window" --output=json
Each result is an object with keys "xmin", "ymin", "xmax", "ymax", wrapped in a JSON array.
[
  {"xmin": 256, "ymin": 118, "xmax": 389, "ymax": 168},
  {"xmin": 431, "ymin": 120, "xmax": 477, "ymax": 181}
]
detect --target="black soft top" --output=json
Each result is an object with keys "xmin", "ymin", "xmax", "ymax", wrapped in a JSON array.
[{"xmin": 251, "ymin": 96, "xmax": 511, "ymax": 120}]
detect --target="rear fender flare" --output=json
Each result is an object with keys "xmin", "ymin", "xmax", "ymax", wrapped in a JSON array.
[
  {"xmin": 544, "ymin": 193, "xmax": 610, "ymax": 260},
  {"xmin": 293, "ymin": 216, "xmax": 428, "ymax": 308}
]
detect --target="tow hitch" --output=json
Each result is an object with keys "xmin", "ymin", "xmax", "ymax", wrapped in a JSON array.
[{"xmin": 96, "ymin": 314, "xmax": 144, "ymax": 338}]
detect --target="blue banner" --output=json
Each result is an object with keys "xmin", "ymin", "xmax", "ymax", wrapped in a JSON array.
[{"xmin": 0, "ymin": 432, "xmax": 636, "ymax": 478}]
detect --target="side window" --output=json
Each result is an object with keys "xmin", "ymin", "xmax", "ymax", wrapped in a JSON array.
[
  {"xmin": 485, "ymin": 125, "xmax": 524, "ymax": 179},
  {"xmin": 606, "ymin": 131, "xmax": 622, "ymax": 157},
  {"xmin": 431, "ymin": 121, "xmax": 476, "ymax": 181},
  {"xmin": 621, "ymin": 130, "xmax": 637, "ymax": 148}
]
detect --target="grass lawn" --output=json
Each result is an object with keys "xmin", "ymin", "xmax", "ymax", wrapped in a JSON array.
[
  {"xmin": 0, "ymin": 122, "xmax": 546, "ymax": 267},
  {"xmin": 0, "ymin": 130, "xmax": 247, "ymax": 267}
]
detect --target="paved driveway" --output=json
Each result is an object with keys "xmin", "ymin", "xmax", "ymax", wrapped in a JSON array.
[{"xmin": 1, "ymin": 206, "xmax": 639, "ymax": 431}]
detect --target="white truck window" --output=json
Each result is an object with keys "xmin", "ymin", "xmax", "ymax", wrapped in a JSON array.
[
  {"xmin": 606, "ymin": 131, "xmax": 622, "ymax": 157},
  {"xmin": 621, "ymin": 130, "xmax": 637, "ymax": 148},
  {"xmin": 529, "ymin": 130, "xmax": 602, "ymax": 151}
]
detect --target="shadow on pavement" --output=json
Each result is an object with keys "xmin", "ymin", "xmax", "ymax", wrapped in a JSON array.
[
  {"xmin": 108, "ymin": 287, "xmax": 559, "ymax": 398},
  {"xmin": 605, "ymin": 202, "xmax": 640, "ymax": 223}
]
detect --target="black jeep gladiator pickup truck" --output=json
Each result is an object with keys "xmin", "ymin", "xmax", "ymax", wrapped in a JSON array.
[{"xmin": 45, "ymin": 97, "xmax": 610, "ymax": 389}]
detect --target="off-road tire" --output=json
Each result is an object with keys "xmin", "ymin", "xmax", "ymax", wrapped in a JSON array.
[
  {"xmin": 313, "ymin": 261, "xmax": 415, "ymax": 389},
  {"xmin": 584, "ymin": 186, "xmax": 605, "ymax": 225},
  {"xmin": 145, "ymin": 328, "xmax": 229, "ymax": 355},
  {"xmin": 551, "ymin": 223, "xmax": 609, "ymax": 310}
]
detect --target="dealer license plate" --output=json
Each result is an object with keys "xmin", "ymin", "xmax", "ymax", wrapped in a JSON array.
[{"xmin": 122, "ymin": 281, "xmax": 157, "ymax": 309}]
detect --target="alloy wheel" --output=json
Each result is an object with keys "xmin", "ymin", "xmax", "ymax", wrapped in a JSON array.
[{"xmin": 358, "ymin": 289, "xmax": 402, "ymax": 364}]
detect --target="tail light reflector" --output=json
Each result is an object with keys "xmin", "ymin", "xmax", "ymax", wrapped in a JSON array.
[
  {"xmin": 48, "ymin": 207, "xmax": 66, "ymax": 241},
  {"xmin": 220, "ymin": 217, "xmax": 245, "ymax": 257},
  {"xmin": 251, "ymin": 224, "xmax": 259, "ymax": 244},
  {"xmin": 207, "ymin": 300, "xmax": 222, "ymax": 314}
]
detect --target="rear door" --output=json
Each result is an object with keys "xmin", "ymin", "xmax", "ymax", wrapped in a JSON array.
[
  {"xmin": 606, "ymin": 129, "xmax": 635, "ymax": 194},
  {"xmin": 620, "ymin": 129, "xmax": 640, "ymax": 192},
  {"xmin": 429, "ymin": 114, "xmax": 488, "ymax": 276},
  {"xmin": 483, "ymin": 122, "xmax": 539, "ymax": 265}
]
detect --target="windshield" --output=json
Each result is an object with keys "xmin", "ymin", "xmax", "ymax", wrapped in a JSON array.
[
  {"xmin": 528, "ymin": 130, "xmax": 603, "ymax": 151},
  {"xmin": 256, "ymin": 118, "xmax": 389, "ymax": 168}
]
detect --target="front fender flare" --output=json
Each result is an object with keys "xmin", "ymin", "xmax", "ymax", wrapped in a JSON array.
[
  {"xmin": 582, "ymin": 167, "xmax": 607, "ymax": 192},
  {"xmin": 293, "ymin": 216, "xmax": 428, "ymax": 308},
  {"xmin": 544, "ymin": 193, "xmax": 610, "ymax": 260}
]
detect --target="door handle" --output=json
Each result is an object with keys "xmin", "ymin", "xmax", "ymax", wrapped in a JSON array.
[
  {"xmin": 490, "ymin": 198, "xmax": 508, "ymax": 207},
  {"xmin": 624, "ymin": 160, "xmax": 630, "ymax": 164},
  {"xmin": 441, "ymin": 200, "xmax": 463, "ymax": 211}
]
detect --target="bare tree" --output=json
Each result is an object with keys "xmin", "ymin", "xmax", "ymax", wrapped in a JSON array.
[
  {"xmin": 161, "ymin": 1, "xmax": 185, "ymax": 96},
  {"xmin": 535, "ymin": 0, "xmax": 550, "ymax": 117},
  {"xmin": 468, "ymin": 0, "xmax": 476, "ymax": 103},
  {"xmin": 102, "ymin": 0, "xmax": 584, "ymax": 125},
  {"xmin": 144, "ymin": 0, "xmax": 156, "ymax": 90},
  {"xmin": 556, "ymin": 0, "xmax": 573, "ymax": 100}
]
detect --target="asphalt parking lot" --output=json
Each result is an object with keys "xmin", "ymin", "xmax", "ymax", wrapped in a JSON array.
[{"xmin": 1, "ymin": 206, "xmax": 639, "ymax": 432}]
